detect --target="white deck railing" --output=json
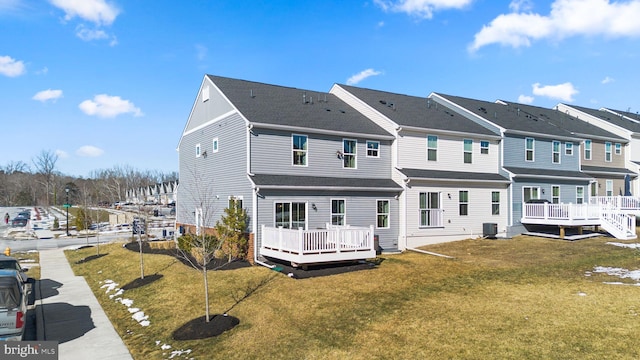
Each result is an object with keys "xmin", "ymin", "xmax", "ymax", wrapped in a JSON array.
[
  {"xmin": 522, "ymin": 203, "xmax": 601, "ymax": 222},
  {"xmin": 590, "ymin": 196, "xmax": 640, "ymax": 210},
  {"xmin": 260, "ymin": 224, "xmax": 377, "ymax": 265}
]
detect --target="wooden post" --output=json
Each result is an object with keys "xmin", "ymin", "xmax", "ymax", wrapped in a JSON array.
[{"xmin": 559, "ymin": 226, "xmax": 565, "ymax": 239}]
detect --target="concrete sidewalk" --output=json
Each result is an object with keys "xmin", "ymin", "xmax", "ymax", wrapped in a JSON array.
[{"xmin": 36, "ymin": 248, "xmax": 133, "ymax": 360}]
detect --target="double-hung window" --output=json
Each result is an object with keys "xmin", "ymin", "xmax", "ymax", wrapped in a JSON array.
[
  {"xmin": 292, "ymin": 134, "xmax": 307, "ymax": 166},
  {"xmin": 343, "ymin": 139, "xmax": 356, "ymax": 168},
  {"xmin": 615, "ymin": 143, "xmax": 622, "ymax": 155},
  {"xmin": 366, "ymin": 141, "xmax": 379, "ymax": 158},
  {"xmin": 376, "ymin": 200, "xmax": 389, "ymax": 229},
  {"xmin": 576, "ymin": 186, "xmax": 585, "ymax": 204},
  {"xmin": 427, "ymin": 135, "xmax": 437, "ymax": 161},
  {"xmin": 552, "ymin": 186, "xmax": 560, "ymax": 204},
  {"xmin": 584, "ymin": 140, "xmax": 592, "ymax": 160},
  {"xmin": 459, "ymin": 191, "xmax": 469, "ymax": 216},
  {"xmin": 463, "ymin": 139, "xmax": 473, "ymax": 164},
  {"xmin": 525, "ymin": 137, "xmax": 534, "ymax": 162},
  {"xmin": 491, "ymin": 191, "xmax": 500, "ymax": 215},
  {"xmin": 480, "ymin": 141, "xmax": 489, "ymax": 154},
  {"xmin": 605, "ymin": 142, "xmax": 612, "ymax": 162},
  {"xmin": 331, "ymin": 199, "xmax": 346, "ymax": 225},
  {"xmin": 552, "ymin": 141, "xmax": 560, "ymax": 164},
  {"xmin": 606, "ymin": 180, "xmax": 613, "ymax": 197},
  {"xmin": 565, "ymin": 142, "xmax": 573, "ymax": 156}
]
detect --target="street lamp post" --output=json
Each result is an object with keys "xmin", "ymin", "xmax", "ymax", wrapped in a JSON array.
[{"xmin": 65, "ymin": 187, "xmax": 70, "ymax": 236}]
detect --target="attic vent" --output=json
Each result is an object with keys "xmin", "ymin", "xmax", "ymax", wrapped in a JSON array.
[
  {"xmin": 250, "ymin": 89, "xmax": 255, "ymax": 98},
  {"xmin": 379, "ymin": 100, "xmax": 387, "ymax": 105},
  {"xmin": 478, "ymin": 107, "xmax": 487, "ymax": 113},
  {"xmin": 427, "ymin": 98, "xmax": 431, "ymax": 108},
  {"xmin": 340, "ymin": 110, "xmax": 345, "ymax": 113}
]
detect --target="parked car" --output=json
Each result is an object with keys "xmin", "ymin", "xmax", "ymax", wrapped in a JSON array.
[
  {"xmin": 0, "ymin": 270, "xmax": 28, "ymax": 341},
  {"xmin": 10, "ymin": 218, "xmax": 28, "ymax": 227},
  {"xmin": 0, "ymin": 255, "xmax": 32, "ymax": 293}
]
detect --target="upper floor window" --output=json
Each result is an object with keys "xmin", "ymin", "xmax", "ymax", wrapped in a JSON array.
[
  {"xmin": 376, "ymin": 200, "xmax": 389, "ymax": 229},
  {"xmin": 463, "ymin": 139, "xmax": 473, "ymax": 164},
  {"xmin": 366, "ymin": 141, "xmax": 380, "ymax": 158},
  {"xmin": 525, "ymin": 137, "xmax": 534, "ymax": 162},
  {"xmin": 427, "ymin": 135, "xmax": 437, "ymax": 161},
  {"xmin": 343, "ymin": 139, "xmax": 357, "ymax": 168},
  {"xmin": 565, "ymin": 142, "xmax": 573, "ymax": 156},
  {"xmin": 552, "ymin": 141, "xmax": 561, "ymax": 164},
  {"xmin": 615, "ymin": 143, "xmax": 622, "ymax": 155},
  {"xmin": 459, "ymin": 190, "xmax": 469, "ymax": 215},
  {"xmin": 331, "ymin": 199, "xmax": 346, "ymax": 225},
  {"xmin": 195, "ymin": 143, "xmax": 201, "ymax": 158},
  {"xmin": 292, "ymin": 134, "xmax": 307, "ymax": 166},
  {"xmin": 212, "ymin": 138, "xmax": 219, "ymax": 153},
  {"xmin": 605, "ymin": 142, "xmax": 612, "ymax": 162},
  {"xmin": 480, "ymin": 141, "xmax": 489, "ymax": 154},
  {"xmin": 584, "ymin": 140, "xmax": 592, "ymax": 160},
  {"xmin": 552, "ymin": 186, "xmax": 560, "ymax": 204}
]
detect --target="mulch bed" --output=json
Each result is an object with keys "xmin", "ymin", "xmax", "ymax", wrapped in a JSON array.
[
  {"xmin": 172, "ymin": 314, "xmax": 239, "ymax": 340},
  {"xmin": 121, "ymin": 274, "xmax": 163, "ymax": 290}
]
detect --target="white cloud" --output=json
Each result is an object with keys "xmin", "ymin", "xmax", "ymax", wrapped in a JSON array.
[
  {"xmin": 33, "ymin": 89, "xmax": 63, "ymax": 102},
  {"xmin": 532, "ymin": 82, "xmax": 578, "ymax": 102},
  {"xmin": 49, "ymin": 0, "xmax": 120, "ymax": 26},
  {"xmin": 469, "ymin": 0, "xmax": 640, "ymax": 52},
  {"xmin": 601, "ymin": 76, "xmax": 614, "ymax": 84},
  {"xmin": 509, "ymin": 0, "xmax": 533, "ymax": 12},
  {"xmin": 75, "ymin": 24, "xmax": 108, "ymax": 41},
  {"xmin": 374, "ymin": 0, "xmax": 473, "ymax": 19},
  {"xmin": 195, "ymin": 44, "xmax": 207, "ymax": 61},
  {"xmin": 55, "ymin": 149, "xmax": 69, "ymax": 159},
  {"xmin": 346, "ymin": 68, "xmax": 382, "ymax": 85},
  {"xmin": 517, "ymin": 94, "xmax": 535, "ymax": 104},
  {"xmin": 76, "ymin": 145, "xmax": 104, "ymax": 157},
  {"xmin": 79, "ymin": 94, "xmax": 144, "ymax": 118},
  {"xmin": 0, "ymin": 55, "xmax": 26, "ymax": 77}
]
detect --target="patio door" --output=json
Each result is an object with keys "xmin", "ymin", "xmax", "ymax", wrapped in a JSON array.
[
  {"xmin": 275, "ymin": 202, "xmax": 306, "ymax": 229},
  {"xmin": 522, "ymin": 187, "xmax": 540, "ymax": 203}
]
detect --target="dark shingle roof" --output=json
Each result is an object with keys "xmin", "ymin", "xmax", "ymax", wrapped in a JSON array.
[
  {"xmin": 566, "ymin": 104, "xmax": 640, "ymax": 133},
  {"xmin": 338, "ymin": 85, "xmax": 497, "ymax": 136},
  {"xmin": 504, "ymin": 166, "xmax": 593, "ymax": 180},
  {"xmin": 207, "ymin": 75, "xmax": 392, "ymax": 137},
  {"xmin": 250, "ymin": 174, "xmax": 402, "ymax": 191},
  {"xmin": 581, "ymin": 165, "xmax": 637, "ymax": 178},
  {"xmin": 398, "ymin": 168, "xmax": 509, "ymax": 182},
  {"xmin": 499, "ymin": 101, "xmax": 626, "ymax": 141}
]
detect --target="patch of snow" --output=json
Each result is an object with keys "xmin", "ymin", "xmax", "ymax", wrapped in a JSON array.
[
  {"xmin": 593, "ymin": 266, "xmax": 640, "ymax": 281},
  {"xmin": 577, "ymin": 292, "xmax": 587, "ymax": 296},
  {"xmin": 161, "ymin": 344, "xmax": 171, "ymax": 350},
  {"xmin": 606, "ymin": 242, "xmax": 640, "ymax": 249},
  {"xmin": 168, "ymin": 349, "xmax": 192, "ymax": 359},
  {"xmin": 128, "ymin": 307, "xmax": 140, "ymax": 313},
  {"xmin": 139, "ymin": 320, "xmax": 150, "ymax": 327},
  {"xmin": 132, "ymin": 311, "xmax": 148, "ymax": 322},
  {"xmin": 119, "ymin": 298, "xmax": 134, "ymax": 307}
]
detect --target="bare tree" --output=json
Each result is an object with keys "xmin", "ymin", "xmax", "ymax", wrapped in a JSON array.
[
  {"xmin": 176, "ymin": 167, "xmax": 223, "ymax": 322},
  {"xmin": 32, "ymin": 150, "xmax": 58, "ymax": 206}
]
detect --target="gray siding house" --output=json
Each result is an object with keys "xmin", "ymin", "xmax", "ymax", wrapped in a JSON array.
[
  {"xmin": 331, "ymin": 84, "xmax": 510, "ymax": 247},
  {"xmin": 177, "ymin": 75, "xmax": 401, "ymax": 266}
]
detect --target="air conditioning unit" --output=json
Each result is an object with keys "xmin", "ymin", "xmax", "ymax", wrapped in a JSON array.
[{"xmin": 483, "ymin": 223, "xmax": 498, "ymax": 238}]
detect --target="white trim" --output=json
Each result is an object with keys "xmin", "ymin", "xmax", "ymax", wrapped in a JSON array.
[
  {"xmin": 525, "ymin": 137, "xmax": 535, "ymax": 162},
  {"xmin": 366, "ymin": 140, "xmax": 380, "ymax": 158},
  {"xmin": 330, "ymin": 198, "xmax": 346, "ymax": 226},
  {"xmin": 292, "ymin": 133, "xmax": 308, "ymax": 167},
  {"xmin": 376, "ymin": 199, "xmax": 390, "ymax": 229}
]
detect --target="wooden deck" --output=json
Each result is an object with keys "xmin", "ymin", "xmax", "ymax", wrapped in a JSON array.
[{"xmin": 260, "ymin": 225, "xmax": 377, "ymax": 266}]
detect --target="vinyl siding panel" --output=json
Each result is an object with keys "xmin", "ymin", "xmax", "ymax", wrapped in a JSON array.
[
  {"xmin": 397, "ymin": 131, "xmax": 500, "ymax": 173},
  {"xmin": 404, "ymin": 181, "xmax": 508, "ymax": 247},
  {"xmin": 582, "ymin": 140, "xmax": 626, "ymax": 168},
  {"xmin": 503, "ymin": 135, "xmax": 581, "ymax": 171},
  {"xmin": 177, "ymin": 113, "xmax": 252, "ymax": 230},
  {"xmin": 185, "ymin": 79, "xmax": 236, "ymax": 134},
  {"xmin": 250, "ymin": 128, "xmax": 392, "ymax": 179}
]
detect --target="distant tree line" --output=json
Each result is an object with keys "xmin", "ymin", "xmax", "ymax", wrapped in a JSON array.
[{"xmin": 0, "ymin": 149, "xmax": 178, "ymax": 208}]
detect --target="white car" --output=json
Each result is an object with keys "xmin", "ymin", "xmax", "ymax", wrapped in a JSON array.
[{"xmin": 0, "ymin": 270, "xmax": 28, "ymax": 341}]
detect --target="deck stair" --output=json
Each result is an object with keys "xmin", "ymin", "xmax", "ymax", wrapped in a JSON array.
[{"xmin": 599, "ymin": 207, "xmax": 637, "ymax": 240}]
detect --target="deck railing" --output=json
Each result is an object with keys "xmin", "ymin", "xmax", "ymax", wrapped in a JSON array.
[
  {"xmin": 590, "ymin": 196, "xmax": 640, "ymax": 210},
  {"xmin": 261, "ymin": 224, "xmax": 375, "ymax": 255},
  {"xmin": 523, "ymin": 203, "xmax": 601, "ymax": 221}
]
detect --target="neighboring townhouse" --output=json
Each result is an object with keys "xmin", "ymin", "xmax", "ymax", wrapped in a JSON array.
[
  {"xmin": 177, "ymin": 75, "xmax": 402, "ymax": 266},
  {"xmin": 556, "ymin": 104, "xmax": 640, "ymax": 197},
  {"xmin": 431, "ymin": 93, "xmax": 594, "ymax": 237},
  {"xmin": 331, "ymin": 84, "xmax": 510, "ymax": 248}
]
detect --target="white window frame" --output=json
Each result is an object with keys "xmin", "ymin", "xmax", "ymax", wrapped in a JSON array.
[
  {"xmin": 523, "ymin": 186, "xmax": 540, "ymax": 203},
  {"xmin": 292, "ymin": 134, "xmax": 308, "ymax": 167},
  {"xmin": 480, "ymin": 140, "xmax": 489, "ymax": 155},
  {"xmin": 605, "ymin": 142, "xmax": 612, "ymax": 162},
  {"xmin": 576, "ymin": 186, "xmax": 585, "ymax": 204},
  {"xmin": 366, "ymin": 140, "xmax": 380, "ymax": 158},
  {"xmin": 552, "ymin": 140, "xmax": 561, "ymax": 164},
  {"xmin": 584, "ymin": 139, "xmax": 592, "ymax": 160},
  {"xmin": 331, "ymin": 199, "xmax": 346, "ymax": 225},
  {"xmin": 376, "ymin": 199, "xmax": 390, "ymax": 229},
  {"xmin": 565, "ymin": 142, "xmax": 573, "ymax": 156},
  {"xmin": 551, "ymin": 185, "xmax": 560, "ymax": 204},
  {"xmin": 605, "ymin": 180, "xmax": 613, "ymax": 197},
  {"xmin": 342, "ymin": 139, "xmax": 357, "ymax": 169},
  {"xmin": 615, "ymin": 143, "xmax": 622, "ymax": 155},
  {"xmin": 212, "ymin": 137, "xmax": 219, "ymax": 153},
  {"xmin": 419, "ymin": 192, "xmax": 441, "ymax": 227},
  {"xmin": 459, "ymin": 190, "xmax": 469, "ymax": 216},
  {"xmin": 491, "ymin": 191, "xmax": 500, "ymax": 215},
  {"xmin": 427, "ymin": 135, "xmax": 437, "ymax": 161},
  {"xmin": 274, "ymin": 201, "xmax": 307, "ymax": 229},
  {"xmin": 195, "ymin": 143, "xmax": 201, "ymax": 158},
  {"xmin": 463, "ymin": 139, "xmax": 473, "ymax": 164},
  {"xmin": 525, "ymin": 137, "xmax": 535, "ymax": 162},
  {"xmin": 228, "ymin": 195, "xmax": 243, "ymax": 209}
]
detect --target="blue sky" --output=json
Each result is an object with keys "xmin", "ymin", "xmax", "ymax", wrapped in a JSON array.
[{"xmin": 2, "ymin": 0, "xmax": 640, "ymax": 177}]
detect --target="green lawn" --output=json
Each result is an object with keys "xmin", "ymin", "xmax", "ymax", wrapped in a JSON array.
[{"xmin": 66, "ymin": 235, "xmax": 640, "ymax": 360}]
